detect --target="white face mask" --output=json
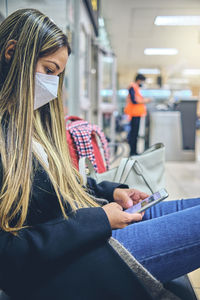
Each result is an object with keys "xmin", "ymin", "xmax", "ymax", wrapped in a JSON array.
[{"xmin": 34, "ymin": 72, "xmax": 59, "ymax": 110}]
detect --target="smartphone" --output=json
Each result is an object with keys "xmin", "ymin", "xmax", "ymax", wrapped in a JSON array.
[{"xmin": 125, "ymin": 188, "xmax": 169, "ymax": 214}]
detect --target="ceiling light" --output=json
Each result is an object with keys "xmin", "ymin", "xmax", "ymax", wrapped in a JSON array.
[
  {"xmin": 144, "ymin": 48, "xmax": 178, "ymax": 55},
  {"xmin": 182, "ymin": 69, "xmax": 200, "ymax": 75},
  {"xmin": 138, "ymin": 68, "xmax": 160, "ymax": 75},
  {"xmin": 155, "ymin": 16, "xmax": 200, "ymax": 26}
]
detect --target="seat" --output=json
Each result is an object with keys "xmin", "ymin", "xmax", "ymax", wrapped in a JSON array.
[
  {"xmin": 164, "ymin": 275, "xmax": 198, "ymax": 300},
  {"xmin": 0, "ymin": 275, "xmax": 197, "ymax": 300}
]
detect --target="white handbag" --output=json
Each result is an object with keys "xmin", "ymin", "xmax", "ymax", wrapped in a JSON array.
[{"xmin": 79, "ymin": 143, "xmax": 165, "ymax": 194}]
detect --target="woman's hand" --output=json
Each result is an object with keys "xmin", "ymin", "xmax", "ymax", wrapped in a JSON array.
[
  {"xmin": 102, "ymin": 202, "xmax": 143, "ymax": 229},
  {"xmin": 113, "ymin": 188, "xmax": 149, "ymax": 209}
]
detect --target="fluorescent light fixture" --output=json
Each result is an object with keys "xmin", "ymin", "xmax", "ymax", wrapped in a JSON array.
[
  {"xmin": 183, "ymin": 69, "xmax": 200, "ymax": 75},
  {"xmin": 144, "ymin": 48, "xmax": 178, "ymax": 55},
  {"xmin": 155, "ymin": 16, "xmax": 200, "ymax": 26},
  {"xmin": 98, "ymin": 17, "xmax": 104, "ymax": 27},
  {"xmin": 138, "ymin": 68, "xmax": 160, "ymax": 75}
]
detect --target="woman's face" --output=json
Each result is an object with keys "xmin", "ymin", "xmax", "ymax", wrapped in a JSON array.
[{"xmin": 36, "ymin": 46, "xmax": 69, "ymax": 76}]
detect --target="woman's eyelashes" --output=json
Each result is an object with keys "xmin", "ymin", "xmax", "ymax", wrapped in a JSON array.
[{"xmin": 45, "ymin": 67, "xmax": 55, "ymax": 74}]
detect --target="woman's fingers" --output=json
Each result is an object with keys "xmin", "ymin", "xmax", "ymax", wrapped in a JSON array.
[
  {"xmin": 123, "ymin": 212, "xmax": 143, "ymax": 226},
  {"xmin": 102, "ymin": 203, "xmax": 143, "ymax": 229}
]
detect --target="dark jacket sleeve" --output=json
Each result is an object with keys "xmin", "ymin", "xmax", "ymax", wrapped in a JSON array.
[
  {"xmin": 0, "ymin": 207, "xmax": 111, "ymax": 296},
  {"xmin": 0, "ymin": 158, "xmax": 112, "ymax": 296},
  {"xmin": 87, "ymin": 177, "xmax": 129, "ymax": 202},
  {"xmin": 129, "ymin": 87, "xmax": 137, "ymax": 104}
]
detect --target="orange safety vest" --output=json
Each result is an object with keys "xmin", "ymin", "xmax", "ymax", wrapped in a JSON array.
[{"xmin": 124, "ymin": 82, "xmax": 147, "ymax": 117}]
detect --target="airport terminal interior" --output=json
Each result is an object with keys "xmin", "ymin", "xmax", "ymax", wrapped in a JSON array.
[{"xmin": 0, "ymin": 0, "xmax": 200, "ymax": 299}]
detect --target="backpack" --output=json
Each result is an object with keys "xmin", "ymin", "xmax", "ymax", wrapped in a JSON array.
[{"xmin": 65, "ymin": 116, "xmax": 109, "ymax": 173}]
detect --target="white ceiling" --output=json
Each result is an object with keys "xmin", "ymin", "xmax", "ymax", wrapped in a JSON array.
[{"xmin": 101, "ymin": 0, "xmax": 200, "ymax": 88}]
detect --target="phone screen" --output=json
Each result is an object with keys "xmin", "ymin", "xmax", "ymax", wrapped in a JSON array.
[{"xmin": 125, "ymin": 189, "xmax": 168, "ymax": 214}]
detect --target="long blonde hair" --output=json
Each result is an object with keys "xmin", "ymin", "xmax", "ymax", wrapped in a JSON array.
[{"xmin": 0, "ymin": 9, "xmax": 98, "ymax": 233}]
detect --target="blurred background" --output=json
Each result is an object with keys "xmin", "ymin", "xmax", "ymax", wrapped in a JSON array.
[
  {"xmin": 2, "ymin": 0, "xmax": 200, "ymax": 157},
  {"xmin": 1, "ymin": 0, "xmax": 200, "ymax": 152}
]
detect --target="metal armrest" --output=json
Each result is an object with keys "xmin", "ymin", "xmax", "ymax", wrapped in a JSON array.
[{"xmin": 164, "ymin": 275, "xmax": 198, "ymax": 300}]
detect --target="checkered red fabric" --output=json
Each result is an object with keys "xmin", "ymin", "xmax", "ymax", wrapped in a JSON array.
[{"xmin": 65, "ymin": 116, "xmax": 109, "ymax": 173}]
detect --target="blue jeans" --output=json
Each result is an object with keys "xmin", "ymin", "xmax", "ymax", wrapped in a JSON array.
[{"xmin": 112, "ymin": 198, "xmax": 200, "ymax": 282}]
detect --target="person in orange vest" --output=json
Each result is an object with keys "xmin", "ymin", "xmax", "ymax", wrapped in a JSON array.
[{"xmin": 124, "ymin": 74, "xmax": 150, "ymax": 156}]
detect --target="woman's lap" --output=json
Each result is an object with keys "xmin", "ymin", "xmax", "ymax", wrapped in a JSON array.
[{"xmin": 112, "ymin": 198, "xmax": 200, "ymax": 282}]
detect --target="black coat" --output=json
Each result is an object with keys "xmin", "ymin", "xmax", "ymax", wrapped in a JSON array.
[{"xmin": 0, "ymin": 162, "xmax": 153, "ymax": 300}]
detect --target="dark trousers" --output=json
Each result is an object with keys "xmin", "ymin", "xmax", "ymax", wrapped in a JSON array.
[{"xmin": 128, "ymin": 116, "xmax": 141, "ymax": 156}]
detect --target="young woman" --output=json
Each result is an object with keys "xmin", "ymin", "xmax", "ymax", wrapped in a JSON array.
[{"xmin": 0, "ymin": 8, "xmax": 199, "ymax": 300}]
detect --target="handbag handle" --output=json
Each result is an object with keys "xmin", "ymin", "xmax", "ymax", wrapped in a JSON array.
[
  {"xmin": 114, "ymin": 158, "xmax": 129, "ymax": 182},
  {"xmin": 79, "ymin": 156, "xmax": 156, "ymax": 193},
  {"xmin": 65, "ymin": 115, "xmax": 83, "ymax": 122},
  {"xmin": 79, "ymin": 157, "xmax": 97, "ymax": 185},
  {"xmin": 114, "ymin": 144, "xmax": 164, "ymax": 184},
  {"xmin": 118, "ymin": 158, "xmax": 155, "ymax": 194},
  {"xmin": 142, "ymin": 142, "xmax": 164, "ymax": 154}
]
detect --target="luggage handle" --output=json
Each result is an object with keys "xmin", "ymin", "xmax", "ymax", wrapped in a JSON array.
[{"xmin": 65, "ymin": 115, "xmax": 83, "ymax": 123}]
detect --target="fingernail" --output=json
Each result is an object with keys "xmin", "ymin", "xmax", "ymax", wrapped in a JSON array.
[{"xmin": 127, "ymin": 200, "xmax": 133, "ymax": 207}]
